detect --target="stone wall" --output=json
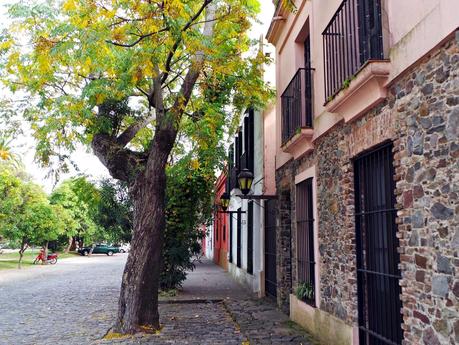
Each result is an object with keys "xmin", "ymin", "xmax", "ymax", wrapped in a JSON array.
[
  {"xmin": 394, "ymin": 32, "xmax": 459, "ymax": 345},
  {"xmin": 274, "ymin": 31, "xmax": 459, "ymax": 344},
  {"xmin": 275, "ymin": 186, "xmax": 293, "ymax": 313}
]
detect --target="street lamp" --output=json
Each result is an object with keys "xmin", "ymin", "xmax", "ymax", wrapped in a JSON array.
[
  {"xmin": 216, "ymin": 192, "xmax": 245, "ymax": 215},
  {"xmin": 220, "ymin": 192, "xmax": 230, "ymax": 211},
  {"xmin": 236, "ymin": 168, "xmax": 277, "ymax": 200},
  {"xmin": 237, "ymin": 168, "xmax": 254, "ymax": 196}
]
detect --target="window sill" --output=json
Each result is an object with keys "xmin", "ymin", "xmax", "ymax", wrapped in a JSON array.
[
  {"xmin": 281, "ymin": 127, "xmax": 314, "ymax": 159},
  {"xmin": 325, "ymin": 60, "xmax": 391, "ymax": 123}
]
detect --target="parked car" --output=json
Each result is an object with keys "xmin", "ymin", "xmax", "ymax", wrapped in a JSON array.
[
  {"xmin": 78, "ymin": 244, "xmax": 120, "ymax": 256},
  {"xmin": 118, "ymin": 243, "xmax": 130, "ymax": 253}
]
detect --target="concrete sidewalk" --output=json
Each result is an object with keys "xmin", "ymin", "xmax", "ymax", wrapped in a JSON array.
[{"xmin": 168, "ymin": 258, "xmax": 251, "ymax": 301}]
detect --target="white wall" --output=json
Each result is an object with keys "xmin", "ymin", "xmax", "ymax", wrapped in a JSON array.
[
  {"xmin": 228, "ymin": 108, "xmax": 265, "ymax": 294},
  {"xmin": 205, "ymin": 224, "xmax": 213, "ymax": 260}
]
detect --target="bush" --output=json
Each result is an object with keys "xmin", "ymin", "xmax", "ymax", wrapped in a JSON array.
[{"xmin": 160, "ymin": 155, "xmax": 214, "ymax": 290}]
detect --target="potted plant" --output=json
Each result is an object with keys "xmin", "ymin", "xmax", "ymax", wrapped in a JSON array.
[{"xmin": 295, "ymin": 281, "xmax": 314, "ymax": 304}]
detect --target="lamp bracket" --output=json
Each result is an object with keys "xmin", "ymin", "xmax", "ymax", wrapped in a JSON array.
[{"xmin": 236, "ymin": 194, "xmax": 278, "ymax": 200}]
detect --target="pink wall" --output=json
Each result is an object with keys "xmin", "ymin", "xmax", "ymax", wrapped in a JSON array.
[
  {"xmin": 386, "ymin": 0, "xmax": 459, "ymax": 80},
  {"xmin": 263, "ymin": 102, "xmax": 277, "ymax": 196},
  {"xmin": 267, "ymin": 0, "xmax": 459, "ymax": 168}
]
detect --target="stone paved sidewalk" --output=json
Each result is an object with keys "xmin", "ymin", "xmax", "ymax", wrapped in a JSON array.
[
  {"xmin": 0, "ymin": 255, "xmax": 317, "ymax": 345},
  {"xmin": 96, "ymin": 259, "xmax": 317, "ymax": 345}
]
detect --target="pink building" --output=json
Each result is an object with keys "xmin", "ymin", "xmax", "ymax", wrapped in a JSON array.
[{"xmin": 266, "ymin": 1, "xmax": 459, "ymax": 345}]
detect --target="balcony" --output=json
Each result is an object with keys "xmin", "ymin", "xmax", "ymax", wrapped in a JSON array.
[
  {"xmin": 281, "ymin": 68, "xmax": 313, "ymax": 146},
  {"xmin": 322, "ymin": 0, "xmax": 385, "ymax": 102}
]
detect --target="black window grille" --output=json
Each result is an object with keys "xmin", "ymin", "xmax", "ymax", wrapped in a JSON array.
[
  {"xmin": 296, "ymin": 178, "xmax": 315, "ymax": 306},
  {"xmin": 281, "ymin": 35, "xmax": 313, "ymax": 145},
  {"xmin": 223, "ymin": 224, "xmax": 226, "ymax": 242},
  {"xmin": 230, "ymin": 166, "xmax": 238, "ymax": 194},
  {"xmin": 322, "ymin": 0, "xmax": 384, "ymax": 101},
  {"xmin": 247, "ymin": 109, "xmax": 255, "ymax": 173},
  {"xmin": 229, "ymin": 215, "xmax": 233, "ymax": 263},
  {"xmin": 354, "ymin": 142, "xmax": 403, "ymax": 345},
  {"xmin": 237, "ymin": 208, "xmax": 242, "ymax": 268},
  {"xmin": 227, "ymin": 144, "xmax": 234, "ymax": 191},
  {"xmin": 237, "ymin": 130, "xmax": 243, "ymax": 168},
  {"xmin": 229, "ymin": 110, "xmax": 254, "ymax": 192},
  {"xmin": 244, "ymin": 115, "xmax": 249, "ymax": 161},
  {"xmin": 264, "ymin": 200, "xmax": 277, "ymax": 298},
  {"xmin": 247, "ymin": 201, "xmax": 254, "ymax": 274}
]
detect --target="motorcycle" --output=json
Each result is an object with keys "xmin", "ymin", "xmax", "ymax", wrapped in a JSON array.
[{"xmin": 33, "ymin": 250, "xmax": 58, "ymax": 265}]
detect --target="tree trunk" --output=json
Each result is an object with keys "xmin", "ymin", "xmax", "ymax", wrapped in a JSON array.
[
  {"xmin": 64, "ymin": 237, "xmax": 73, "ymax": 253},
  {"xmin": 114, "ymin": 152, "xmax": 168, "ymax": 334},
  {"xmin": 42, "ymin": 241, "xmax": 49, "ymax": 265},
  {"xmin": 18, "ymin": 238, "xmax": 27, "ymax": 269}
]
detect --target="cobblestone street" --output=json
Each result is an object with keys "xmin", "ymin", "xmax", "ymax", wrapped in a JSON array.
[{"xmin": 0, "ymin": 255, "xmax": 317, "ymax": 345}]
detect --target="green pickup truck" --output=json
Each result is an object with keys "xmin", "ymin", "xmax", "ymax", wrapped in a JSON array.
[{"xmin": 77, "ymin": 244, "xmax": 120, "ymax": 256}]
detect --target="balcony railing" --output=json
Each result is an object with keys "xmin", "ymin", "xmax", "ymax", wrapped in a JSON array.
[
  {"xmin": 281, "ymin": 68, "xmax": 313, "ymax": 145},
  {"xmin": 323, "ymin": 0, "xmax": 384, "ymax": 101}
]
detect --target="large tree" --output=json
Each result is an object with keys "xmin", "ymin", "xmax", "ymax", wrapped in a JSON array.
[
  {"xmin": 50, "ymin": 177, "xmax": 100, "ymax": 250},
  {"xmin": 0, "ymin": 168, "xmax": 65, "ymax": 267},
  {"xmin": 1, "ymin": 0, "xmax": 270, "ymax": 334}
]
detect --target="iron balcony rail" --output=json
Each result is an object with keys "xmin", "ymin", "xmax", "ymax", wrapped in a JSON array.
[
  {"xmin": 322, "ymin": 0, "xmax": 384, "ymax": 101},
  {"xmin": 281, "ymin": 67, "xmax": 313, "ymax": 145}
]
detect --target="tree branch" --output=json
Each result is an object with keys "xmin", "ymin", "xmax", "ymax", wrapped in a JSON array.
[
  {"xmin": 92, "ymin": 133, "xmax": 147, "ymax": 182},
  {"xmin": 116, "ymin": 113, "xmax": 156, "ymax": 147},
  {"xmin": 170, "ymin": 2, "xmax": 216, "ymax": 114},
  {"xmin": 106, "ymin": 27, "xmax": 169, "ymax": 48},
  {"xmin": 161, "ymin": 0, "xmax": 213, "ymax": 84}
]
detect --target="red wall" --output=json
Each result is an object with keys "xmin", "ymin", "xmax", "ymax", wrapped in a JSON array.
[{"xmin": 213, "ymin": 171, "xmax": 228, "ymax": 269}]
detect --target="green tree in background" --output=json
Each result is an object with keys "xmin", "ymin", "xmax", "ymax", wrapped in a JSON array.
[
  {"xmin": 0, "ymin": 169, "xmax": 65, "ymax": 267},
  {"xmin": 50, "ymin": 177, "xmax": 100, "ymax": 250},
  {"xmin": 0, "ymin": 169, "xmax": 23, "ymax": 243},
  {"xmin": 95, "ymin": 179, "xmax": 133, "ymax": 244}
]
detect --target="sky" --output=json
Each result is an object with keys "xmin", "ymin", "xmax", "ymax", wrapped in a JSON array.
[{"xmin": 0, "ymin": 1, "xmax": 275, "ymax": 192}]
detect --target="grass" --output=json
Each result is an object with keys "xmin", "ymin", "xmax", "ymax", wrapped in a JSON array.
[{"xmin": 0, "ymin": 249, "xmax": 79, "ymax": 270}]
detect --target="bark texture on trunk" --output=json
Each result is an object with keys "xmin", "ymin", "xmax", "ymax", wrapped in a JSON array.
[
  {"xmin": 42, "ymin": 241, "xmax": 49, "ymax": 265},
  {"xmin": 18, "ymin": 238, "xmax": 27, "ymax": 269},
  {"xmin": 64, "ymin": 237, "xmax": 73, "ymax": 253},
  {"xmin": 114, "ymin": 145, "xmax": 170, "ymax": 333}
]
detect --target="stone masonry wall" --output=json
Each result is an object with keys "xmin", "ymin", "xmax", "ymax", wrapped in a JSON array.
[
  {"xmin": 274, "ymin": 31, "xmax": 459, "ymax": 344},
  {"xmin": 394, "ymin": 33, "xmax": 459, "ymax": 345},
  {"xmin": 276, "ymin": 182, "xmax": 293, "ymax": 313}
]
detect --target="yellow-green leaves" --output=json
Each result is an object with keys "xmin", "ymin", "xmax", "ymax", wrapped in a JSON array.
[{"xmin": 1, "ymin": 0, "xmax": 270, "ymax": 171}]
